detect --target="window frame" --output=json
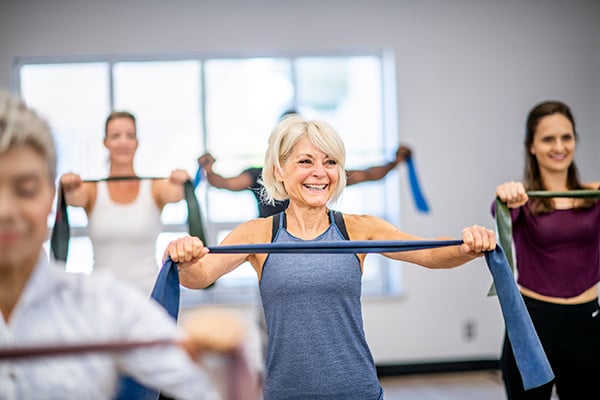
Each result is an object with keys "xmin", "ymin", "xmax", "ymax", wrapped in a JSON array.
[{"xmin": 15, "ymin": 49, "xmax": 404, "ymax": 306}]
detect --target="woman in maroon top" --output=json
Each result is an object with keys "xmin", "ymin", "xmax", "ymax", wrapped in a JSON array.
[{"xmin": 495, "ymin": 100, "xmax": 600, "ymax": 400}]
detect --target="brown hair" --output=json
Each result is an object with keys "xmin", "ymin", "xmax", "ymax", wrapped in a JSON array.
[{"xmin": 104, "ymin": 111, "xmax": 136, "ymax": 137}]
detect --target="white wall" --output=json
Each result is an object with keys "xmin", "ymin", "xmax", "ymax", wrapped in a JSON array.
[{"xmin": 2, "ymin": 0, "xmax": 599, "ymax": 365}]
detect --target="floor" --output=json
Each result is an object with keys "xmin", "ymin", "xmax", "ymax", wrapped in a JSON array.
[
  {"xmin": 379, "ymin": 370, "xmax": 506, "ymax": 400},
  {"xmin": 380, "ymin": 370, "xmax": 559, "ymax": 400}
]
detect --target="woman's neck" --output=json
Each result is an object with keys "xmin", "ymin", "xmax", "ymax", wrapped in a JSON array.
[
  {"xmin": 284, "ymin": 205, "xmax": 330, "ymax": 239},
  {"xmin": 540, "ymin": 170, "xmax": 569, "ymax": 191},
  {"xmin": 109, "ymin": 162, "xmax": 135, "ymax": 177}
]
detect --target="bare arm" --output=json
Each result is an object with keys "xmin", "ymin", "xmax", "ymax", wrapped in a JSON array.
[
  {"xmin": 59, "ymin": 173, "xmax": 95, "ymax": 213},
  {"xmin": 346, "ymin": 145, "xmax": 411, "ymax": 186},
  {"xmin": 164, "ymin": 218, "xmax": 271, "ymax": 288},
  {"xmin": 153, "ymin": 169, "xmax": 190, "ymax": 209},
  {"xmin": 198, "ymin": 153, "xmax": 254, "ymax": 191},
  {"xmin": 344, "ymin": 213, "xmax": 496, "ymax": 269}
]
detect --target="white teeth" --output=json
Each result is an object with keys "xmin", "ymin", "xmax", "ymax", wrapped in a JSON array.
[{"xmin": 305, "ymin": 184, "xmax": 326, "ymax": 190}]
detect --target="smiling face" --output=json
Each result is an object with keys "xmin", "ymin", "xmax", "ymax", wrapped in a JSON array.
[
  {"xmin": 275, "ymin": 136, "xmax": 340, "ymax": 208},
  {"xmin": 104, "ymin": 116, "xmax": 138, "ymax": 165},
  {"xmin": 530, "ymin": 113, "xmax": 576, "ymax": 175},
  {"xmin": 0, "ymin": 146, "xmax": 55, "ymax": 272}
]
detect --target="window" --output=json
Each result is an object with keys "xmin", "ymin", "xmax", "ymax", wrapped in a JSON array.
[{"xmin": 16, "ymin": 51, "xmax": 402, "ymax": 305}]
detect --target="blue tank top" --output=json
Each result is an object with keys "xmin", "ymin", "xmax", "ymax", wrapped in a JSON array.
[{"xmin": 260, "ymin": 210, "xmax": 382, "ymax": 400}]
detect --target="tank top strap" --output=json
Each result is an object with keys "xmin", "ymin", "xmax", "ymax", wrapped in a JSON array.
[
  {"xmin": 331, "ymin": 210, "xmax": 350, "ymax": 240},
  {"xmin": 270, "ymin": 211, "xmax": 284, "ymax": 243},
  {"xmin": 271, "ymin": 209, "xmax": 350, "ymax": 242}
]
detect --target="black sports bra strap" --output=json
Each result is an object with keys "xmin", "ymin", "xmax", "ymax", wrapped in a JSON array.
[
  {"xmin": 271, "ymin": 212, "xmax": 283, "ymax": 243},
  {"xmin": 332, "ymin": 210, "xmax": 350, "ymax": 240}
]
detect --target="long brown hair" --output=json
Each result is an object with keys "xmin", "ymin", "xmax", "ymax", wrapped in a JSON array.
[{"xmin": 524, "ymin": 100, "xmax": 594, "ymax": 214}]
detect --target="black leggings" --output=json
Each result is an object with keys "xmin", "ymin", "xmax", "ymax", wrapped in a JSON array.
[{"xmin": 501, "ymin": 295, "xmax": 600, "ymax": 400}]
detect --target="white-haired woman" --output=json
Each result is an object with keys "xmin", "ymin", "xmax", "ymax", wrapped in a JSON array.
[{"xmin": 166, "ymin": 114, "xmax": 496, "ymax": 400}]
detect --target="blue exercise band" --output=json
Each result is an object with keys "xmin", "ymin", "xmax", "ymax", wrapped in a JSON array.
[
  {"xmin": 405, "ymin": 157, "xmax": 430, "ymax": 213},
  {"xmin": 147, "ymin": 239, "xmax": 554, "ymax": 391}
]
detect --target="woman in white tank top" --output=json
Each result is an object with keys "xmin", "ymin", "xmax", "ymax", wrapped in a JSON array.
[{"xmin": 59, "ymin": 111, "xmax": 191, "ymax": 294}]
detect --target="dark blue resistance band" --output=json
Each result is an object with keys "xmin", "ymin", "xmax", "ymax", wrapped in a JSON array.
[
  {"xmin": 115, "ymin": 257, "xmax": 180, "ymax": 400},
  {"xmin": 207, "ymin": 239, "xmax": 462, "ymax": 253},
  {"xmin": 164, "ymin": 239, "xmax": 553, "ymax": 390},
  {"xmin": 485, "ymin": 246, "xmax": 554, "ymax": 390}
]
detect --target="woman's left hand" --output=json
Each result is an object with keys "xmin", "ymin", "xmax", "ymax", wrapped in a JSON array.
[{"xmin": 460, "ymin": 225, "xmax": 496, "ymax": 255}]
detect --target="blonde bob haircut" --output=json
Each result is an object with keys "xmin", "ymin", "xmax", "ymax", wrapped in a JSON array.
[{"xmin": 260, "ymin": 114, "xmax": 347, "ymax": 207}]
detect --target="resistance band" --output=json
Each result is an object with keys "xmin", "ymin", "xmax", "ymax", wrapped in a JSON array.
[
  {"xmin": 194, "ymin": 156, "xmax": 431, "ymax": 214},
  {"xmin": 0, "ymin": 257, "xmax": 247, "ymax": 400},
  {"xmin": 0, "ymin": 339, "xmax": 176, "ymax": 360},
  {"xmin": 50, "ymin": 177, "xmax": 206, "ymax": 263},
  {"xmin": 489, "ymin": 189, "xmax": 600, "ymax": 295},
  {"xmin": 485, "ymin": 246, "xmax": 554, "ymax": 389},
  {"xmin": 207, "ymin": 239, "xmax": 462, "ymax": 253},
  {"xmin": 1, "ymin": 241, "xmax": 553, "ymax": 391},
  {"xmin": 192, "ymin": 165, "xmax": 203, "ymax": 188},
  {"xmin": 405, "ymin": 157, "xmax": 430, "ymax": 213},
  {"xmin": 115, "ymin": 257, "xmax": 180, "ymax": 400},
  {"xmin": 205, "ymin": 239, "xmax": 551, "ymax": 389}
]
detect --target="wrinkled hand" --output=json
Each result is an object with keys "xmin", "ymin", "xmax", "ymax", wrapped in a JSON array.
[
  {"xmin": 460, "ymin": 225, "xmax": 496, "ymax": 255},
  {"xmin": 60, "ymin": 173, "xmax": 83, "ymax": 192},
  {"xmin": 496, "ymin": 181, "xmax": 528, "ymax": 208},
  {"xmin": 169, "ymin": 169, "xmax": 191, "ymax": 185},
  {"xmin": 198, "ymin": 153, "xmax": 215, "ymax": 169},
  {"xmin": 180, "ymin": 307, "xmax": 246, "ymax": 359},
  {"xmin": 163, "ymin": 235, "xmax": 208, "ymax": 271}
]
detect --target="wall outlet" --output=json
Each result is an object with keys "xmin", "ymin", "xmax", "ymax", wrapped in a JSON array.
[{"xmin": 463, "ymin": 320, "xmax": 476, "ymax": 341}]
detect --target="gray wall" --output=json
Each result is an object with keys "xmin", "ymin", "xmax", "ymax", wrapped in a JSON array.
[{"xmin": 2, "ymin": 0, "xmax": 599, "ymax": 364}]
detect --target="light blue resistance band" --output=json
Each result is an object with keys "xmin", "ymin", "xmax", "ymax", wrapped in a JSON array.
[
  {"xmin": 192, "ymin": 165, "xmax": 203, "ymax": 188},
  {"xmin": 405, "ymin": 157, "xmax": 430, "ymax": 213}
]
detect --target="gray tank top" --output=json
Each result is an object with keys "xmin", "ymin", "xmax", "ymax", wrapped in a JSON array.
[{"xmin": 260, "ymin": 210, "xmax": 382, "ymax": 400}]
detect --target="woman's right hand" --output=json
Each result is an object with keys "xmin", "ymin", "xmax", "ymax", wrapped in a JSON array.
[
  {"xmin": 60, "ymin": 173, "xmax": 83, "ymax": 192},
  {"xmin": 496, "ymin": 181, "xmax": 528, "ymax": 208},
  {"xmin": 163, "ymin": 235, "xmax": 209, "ymax": 272}
]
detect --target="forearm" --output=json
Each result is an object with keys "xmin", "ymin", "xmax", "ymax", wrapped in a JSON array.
[
  {"xmin": 347, "ymin": 161, "xmax": 397, "ymax": 185},
  {"xmin": 178, "ymin": 266, "xmax": 215, "ymax": 289},
  {"xmin": 423, "ymin": 244, "xmax": 480, "ymax": 269},
  {"xmin": 398, "ymin": 236, "xmax": 480, "ymax": 269},
  {"xmin": 205, "ymin": 171, "xmax": 231, "ymax": 189}
]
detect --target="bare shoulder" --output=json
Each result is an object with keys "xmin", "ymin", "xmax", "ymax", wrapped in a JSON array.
[
  {"xmin": 151, "ymin": 177, "xmax": 170, "ymax": 191},
  {"xmin": 583, "ymin": 182, "xmax": 600, "ymax": 190},
  {"xmin": 341, "ymin": 212, "xmax": 424, "ymax": 241},
  {"xmin": 341, "ymin": 213, "xmax": 412, "ymax": 241},
  {"xmin": 222, "ymin": 217, "xmax": 273, "ymax": 244}
]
